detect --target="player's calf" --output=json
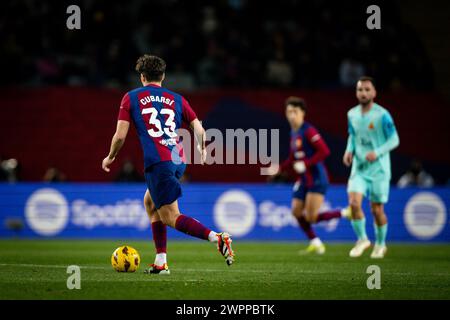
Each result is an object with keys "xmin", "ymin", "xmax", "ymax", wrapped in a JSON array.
[{"xmin": 315, "ymin": 209, "xmax": 346, "ymax": 222}]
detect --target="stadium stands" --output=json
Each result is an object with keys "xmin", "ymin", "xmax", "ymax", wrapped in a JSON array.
[
  {"xmin": 1, "ymin": 87, "xmax": 448, "ymax": 183},
  {"xmin": 1, "ymin": 1, "xmax": 434, "ymax": 90}
]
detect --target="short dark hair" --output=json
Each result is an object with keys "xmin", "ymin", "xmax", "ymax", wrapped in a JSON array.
[
  {"xmin": 135, "ymin": 54, "xmax": 166, "ymax": 82},
  {"xmin": 285, "ymin": 96, "xmax": 307, "ymax": 111},
  {"xmin": 358, "ymin": 76, "xmax": 376, "ymax": 88}
]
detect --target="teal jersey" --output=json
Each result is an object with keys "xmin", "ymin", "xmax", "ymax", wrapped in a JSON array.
[{"xmin": 345, "ymin": 103, "xmax": 399, "ymax": 180}]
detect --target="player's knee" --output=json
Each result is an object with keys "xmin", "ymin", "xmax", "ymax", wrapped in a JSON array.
[
  {"xmin": 144, "ymin": 202, "xmax": 154, "ymax": 214},
  {"xmin": 159, "ymin": 213, "xmax": 171, "ymax": 226},
  {"xmin": 292, "ymin": 207, "xmax": 303, "ymax": 218},
  {"xmin": 158, "ymin": 209, "xmax": 178, "ymax": 227},
  {"xmin": 150, "ymin": 211, "xmax": 161, "ymax": 224},
  {"xmin": 305, "ymin": 213, "xmax": 317, "ymax": 223},
  {"xmin": 150, "ymin": 216, "xmax": 158, "ymax": 224},
  {"xmin": 167, "ymin": 213, "xmax": 180, "ymax": 227},
  {"xmin": 371, "ymin": 205, "xmax": 384, "ymax": 217},
  {"xmin": 144, "ymin": 202, "xmax": 156, "ymax": 218},
  {"xmin": 143, "ymin": 195, "xmax": 153, "ymax": 211},
  {"xmin": 349, "ymin": 200, "xmax": 361, "ymax": 213}
]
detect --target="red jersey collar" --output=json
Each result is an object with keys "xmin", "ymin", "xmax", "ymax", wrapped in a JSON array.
[{"xmin": 145, "ymin": 83, "xmax": 162, "ymax": 88}]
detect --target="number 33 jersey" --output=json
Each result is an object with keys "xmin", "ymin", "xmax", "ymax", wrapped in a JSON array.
[{"xmin": 118, "ymin": 84, "xmax": 197, "ymax": 169}]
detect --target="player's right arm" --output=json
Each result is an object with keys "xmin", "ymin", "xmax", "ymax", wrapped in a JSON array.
[
  {"xmin": 102, "ymin": 93, "xmax": 131, "ymax": 172},
  {"xmin": 343, "ymin": 114, "xmax": 355, "ymax": 167},
  {"xmin": 102, "ymin": 120, "xmax": 130, "ymax": 172},
  {"xmin": 279, "ymin": 148, "xmax": 294, "ymax": 173},
  {"xmin": 267, "ymin": 140, "xmax": 293, "ymax": 181}
]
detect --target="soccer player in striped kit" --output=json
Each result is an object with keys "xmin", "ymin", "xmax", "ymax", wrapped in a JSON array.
[
  {"xmin": 102, "ymin": 55, "xmax": 234, "ymax": 274},
  {"xmin": 273, "ymin": 97, "xmax": 351, "ymax": 254}
]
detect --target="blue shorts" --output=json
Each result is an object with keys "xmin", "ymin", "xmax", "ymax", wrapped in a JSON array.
[
  {"xmin": 292, "ymin": 180, "xmax": 328, "ymax": 201},
  {"xmin": 144, "ymin": 161, "xmax": 186, "ymax": 209}
]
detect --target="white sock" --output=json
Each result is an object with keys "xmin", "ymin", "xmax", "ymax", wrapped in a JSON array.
[
  {"xmin": 208, "ymin": 231, "xmax": 218, "ymax": 242},
  {"xmin": 311, "ymin": 237, "xmax": 322, "ymax": 246},
  {"xmin": 154, "ymin": 253, "xmax": 167, "ymax": 266}
]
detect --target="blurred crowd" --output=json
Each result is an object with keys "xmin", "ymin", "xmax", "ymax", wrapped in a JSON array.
[
  {"xmin": 0, "ymin": 154, "xmax": 444, "ymax": 187},
  {"xmin": 1, "ymin": 0, "xmax": 434, "ymax": 90}
]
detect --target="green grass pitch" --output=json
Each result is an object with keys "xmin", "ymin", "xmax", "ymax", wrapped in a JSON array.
[{"xmin": 0, "ymin": 240, "xmax": 449, "ymax": 300}]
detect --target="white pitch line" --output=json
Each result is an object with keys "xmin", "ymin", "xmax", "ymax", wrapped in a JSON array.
[
  {"xmin": 28, "ymin": 279, "xmax": 283, "ymax": 283},
  {"xmin": 0, "ymin": 263, "xmax": 107, "ymax": 270},
  {"xmin": 0, "ymin": 263, "xmax": 448, "ymax": 277},
  {"xmin": 0, "ymin": 264, "xmax": 341, "ymax": 274},
  {"xmin": 0, "ymin": 264, "xmax": 270, "ymax": 273}
]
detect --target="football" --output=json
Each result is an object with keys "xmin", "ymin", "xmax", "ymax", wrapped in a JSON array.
[{"xmin": 111, "ymin": 245, "xmax": 140, "ymax": 272}]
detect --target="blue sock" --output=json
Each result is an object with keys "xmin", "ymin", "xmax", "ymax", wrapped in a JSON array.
[
  {"xmin": 351, "ymin": 218, "xmax": 368, "ymax": 241},
  {"xmin": 374, "ymin": 224, "xmax": 388, "ymax": 246}
]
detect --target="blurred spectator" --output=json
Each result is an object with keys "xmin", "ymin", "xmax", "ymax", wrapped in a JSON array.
[
  {"xmin": 266, "ymin": 50, "xmax": 293, "ymax": 86},
  {"xmin": 0, "ymin": 1, "xmax": 434, "ymax": 90},
  {"xmin": 43, "ymin": 167, "xmax": 66, "ymax": 183},
  {"xmin": 115, "ymin": 160, "xmax": 143, "ymax": 183},
  {"xmin": 0, "ymin": 156, "xmax": 8, "ymax": 182},
  {"xmin": 339, "ymin": 58, "xmax": 365, "ymax": 87},
  {"xmin": 397, "ymin": 160, "xmax": 435, "ymax": 188},
  {"xmin": 201, "ymin": 6, "xmax": 218, "ymax": 35},
  {"xmin": 164, "ymin": 63, "xmax": 196, "ymax": 91},
  {"xmin": 0, "ymin": 157, "xmax": 20, "ymax": 183},
  {"xmin": 197, "ymin": 41, "xmax": 223, "ymax": 87}
]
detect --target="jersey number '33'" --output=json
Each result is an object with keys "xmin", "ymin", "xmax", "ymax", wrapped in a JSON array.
[{"xmin": 142, "ymin": 107, "xmax": 177, "ymax": 138}]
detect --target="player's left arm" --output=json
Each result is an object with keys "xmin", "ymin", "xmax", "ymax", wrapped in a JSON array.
[
  {"xmin": 294, "ymin": 126, "xmax": 330, "ymax": 173},
  {"xmin": 190, "ymin": 119, "xmax": 207, "ymax": 165},
  {"xmin": 304, "ymin": 126, "xmax": 330, "ymax": 166},
  {"xmin": 375, "ymin": 112, "xmax": 400, "ymax": 156},
  {"xmin": 367, "ymin": 112, "xmax": 400, "ymax": 162},
  {"xmin": 182, "ymin": 96, "xmax": 207, "ymax": 165}
]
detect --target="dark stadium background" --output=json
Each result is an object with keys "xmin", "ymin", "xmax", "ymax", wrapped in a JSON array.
[
  {"xmin": 0, "ymin": 0, "xmax": 449, "ymax": 185},
  {"xmin": 0, "ymin": 0, "xmax": 450, "ymax": 301}
]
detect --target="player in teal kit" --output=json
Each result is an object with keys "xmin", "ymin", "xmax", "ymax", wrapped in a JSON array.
[{"xmin": 342, "ymin": 76, "xmax": 399, "ymax": 259}]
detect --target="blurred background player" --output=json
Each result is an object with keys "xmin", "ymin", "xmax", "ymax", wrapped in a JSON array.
[
  {"xmin": 102, "ymin": 54, "xmax": 234, "ymax": 274},
  {"xmin": 343, "ymin": 76, "xmax": 400, "ymax": 259},
  {"xmin": 271, "ymin": 97, "xmax": 351, "ymax": 254}
]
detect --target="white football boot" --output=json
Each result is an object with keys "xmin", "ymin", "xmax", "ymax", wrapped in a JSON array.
[
  {"xmin": 370, "ymin": 244, "xmax": 387, "ymax": 259},
  {"xmin": 349, "ymin": 239, "xmax": 371, "ymax": 257},
  {"xmin": 144, "ymin": 263, "xmax": 170, "ymax": 275},
  {"xmin": 299, "ymin": 238, "xmax": 326, "ymax": 255},
  {"xmin": 217, "ymin": 232, "xmax": 235, "ymax": 266}
]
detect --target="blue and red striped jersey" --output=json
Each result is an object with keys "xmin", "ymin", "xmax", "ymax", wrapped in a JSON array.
[
  {"xmin": 280, "ymin": 122, "xmax": 330, "ymax": 187},
  {"xmin": 118, "ymin": 84, "xmax": 197, "ymax": 169}
]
